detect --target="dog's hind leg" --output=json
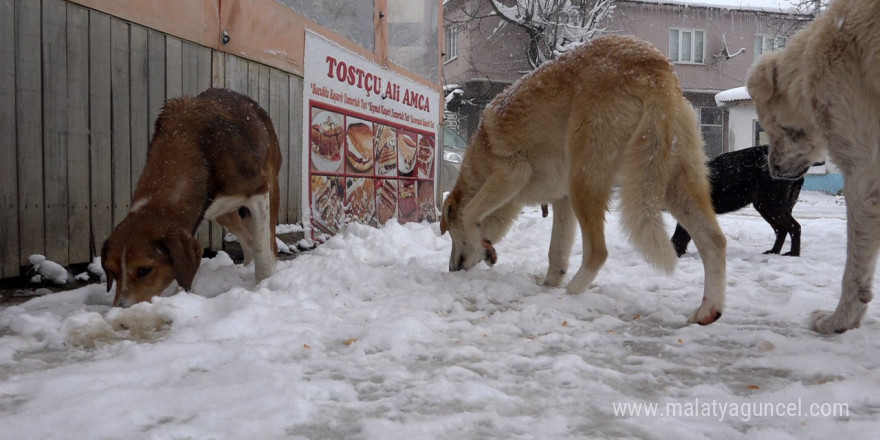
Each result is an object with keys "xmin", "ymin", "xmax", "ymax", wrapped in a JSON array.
[
  {"xmin": 543, "ymin": 197, "xmax": 577, "ymax": 287},
  {"xmin": 754, "ymin": 202, "xmax": 800, "ymax": 256},
  {"xmin": 216, "ymin": 211, "xmax": 255, "ymax": 265},
  {"xmin": 666, "ymin": 165, "xmax": 727, "ymax": 325},
  {"xmin": 812, "ymin": 181, "xmax": 880, "ymax": 333}
]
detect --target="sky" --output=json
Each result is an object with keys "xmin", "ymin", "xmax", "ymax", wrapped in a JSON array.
[{"xmin": 1, "ymin": 190, "xmax": 878, "ymax": 439}]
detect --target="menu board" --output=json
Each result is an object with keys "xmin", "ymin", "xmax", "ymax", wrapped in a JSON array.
[{"xmin": 303, "ymin": 32, "xmax": 440, "ymax": 238}]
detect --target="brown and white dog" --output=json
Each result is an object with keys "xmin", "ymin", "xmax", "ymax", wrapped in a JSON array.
[{"xmin": 101, "ymin": 88, "xmax": 282, "ymax": 307}]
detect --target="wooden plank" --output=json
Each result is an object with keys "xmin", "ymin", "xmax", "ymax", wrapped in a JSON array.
[
  {"xmin": 16, "ymin": 0, "xmax": 44, "ymax": 267},
  {"xmin": 210, "ymin": 51, "xmax": 226, "ymax": 250},
  {"xmin": 110, "ymin": 18, "xmax": 131, "ymax": 224},
  {"xmin": 181, "ymin": 41, "xmax": 201, "ymax": 96},
  {"xmin": 269, "ymin": 69, "xmax": 288, "ymax": 224},
  {"xmin": 225, "ymin": 55, "xmax": 248, "ymax": 95},
  {"xmin": 0, "ymin": 0, "xmax": 19, "ymax": 276},
  {"xmin": 42, "ymin": 0, "xmax": 69, "ymax": 265},
  {"xmin": 194, "ymin": 45, "xmax": 212, "ymax": 93},
  {"xmin": 66, "ymin": 3, "xmax": 91, "ymax": 265},
  {"xmin": 288, "ymin": 75, "xmax": 304, "ymax": 223},
  {"xmin": 258, "ymin": 64, "xmax": 270, "ymax": 111},
  {"xmin": 147, "ymin": 29, "xmax": 165, "ymax": 145},
  {"xmin": 165, "ymin": 35, "xmax": 182, "ymax": 99},
  {"xmin": 278, "ymin": 73, "xmax": 291, "ymax": 224},
  {"xmin": 89, "ymin": 10, "xmax": 113, "ymax": 252},
  {"xmin": 211, "ymin": 50, "xmax": 225, "ymax": 89},
  {"xmin": 129, "ymin": 25, "xmax": 149, "ymax": 191},
  {"xmin": 247, "ymin": 61, "xmax": 260, "ymax": 102}
]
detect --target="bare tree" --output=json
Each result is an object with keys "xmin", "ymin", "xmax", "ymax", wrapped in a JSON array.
[
  {"xmin": 791, "ymin": 0, "xmax": 829, "ymax": 15},
  {"xmin": 488, "ymin": 0, "xmax": 616, "ymax": 69}
]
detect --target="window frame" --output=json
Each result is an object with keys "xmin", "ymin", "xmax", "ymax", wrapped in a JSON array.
[
  {"xmin": 754, "ymin": 34, "xmax": 786, "ymax": 61},
  {"xmin": 669, "ymin": 28, "xmax": 706, "ymax": 65},
  {"xmin": 444, "ymin": 23, "xmax": 459, "ymax": 63}
]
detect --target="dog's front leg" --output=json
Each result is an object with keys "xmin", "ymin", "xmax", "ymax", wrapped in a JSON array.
[
  {"xmin": 243, "ymin": 192, "xmax": 277, "ymax": 282},
  {"xmin": 543, "ymin": 197, "xmax": 576, "ymax": 287},
  {"xmin": 813, "ymin": 186, "xmax": 880, "ymax": 333}
]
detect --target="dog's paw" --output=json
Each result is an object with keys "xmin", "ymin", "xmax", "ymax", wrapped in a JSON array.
[
  {"xmin": 811, "ymin": 309, "xmax": 859, "ymax": 334},
  {"xmin": 542, "ymin": 271, "xmax": 565, "ymax": 287},
  {"xmin": 688, "ymin": 304, "xmax": 722, "ymax": 325}
]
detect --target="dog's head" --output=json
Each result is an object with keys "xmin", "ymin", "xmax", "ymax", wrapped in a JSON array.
[
  {"xmin": 440, "ymin": 182, "xmax": 504, "ymax": 272},
  {"xmin": 101, "ymin": 218, "xmax": 202, "ymax": 308},
  {"xmin": 747, "ymin": 53, "xmax": 824, "ymax": 180},
  {"xmin": 441, "ymin": 188, "xmax": 479, "ymax": 272}
]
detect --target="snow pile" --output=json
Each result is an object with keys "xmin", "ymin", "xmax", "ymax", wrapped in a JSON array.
[
  {"xmin": 27, "ymin": 254, "xmax": 69, "ymax": 285},
  {"xmin": 1, "ymin": 192, "xmax": 878, "ymax": 439}
]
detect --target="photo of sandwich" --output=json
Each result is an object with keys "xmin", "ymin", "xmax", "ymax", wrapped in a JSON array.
[
  {"xmin": 375, "ymin": 124, "xmax": 397, "ymax": 176},
  {"xmin": 417, "ymin": 135, "xmax": 435, "ymax": 179},
  {"xmin": 397, "ymin": 131, "xmax": 418, "ymax": 176},
  {"xmin": 344, "ymin": 178, "xmax": 376, "ymax": 226},
  {"xmin": 346, "ymin": 120, "xmax": 374, "ymax": 174},
  {"xmin": 398, "ymin": 180, "xmax": 419, "ymax": 223},
  {"xmin": 376, "ymin": 179, "xmax": 397, "ymax": 225},
  {"xmin": 418, "ymin": 181, "xmax": 436, "ymax": 222},
  {"xmin": 311, "ymin": 175, "xmax": 344, "ymax": 234}
]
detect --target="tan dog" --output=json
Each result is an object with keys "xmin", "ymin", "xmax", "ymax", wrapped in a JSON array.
[
  {"xmin": 748, "ymin": 0, "xmax": 880, "ymax": 333},
  {"xmin": 440, "ymin": 35, "xmax": 727, "ymax": 325},
  {"xmin": 101, "ymin": 88, "xmax": 281, "ymax": 307}
]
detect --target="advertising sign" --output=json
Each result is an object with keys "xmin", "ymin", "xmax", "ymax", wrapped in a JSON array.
[{"xmin": 303, "ymin": 32, "xmax": 440, "ymax": 238}]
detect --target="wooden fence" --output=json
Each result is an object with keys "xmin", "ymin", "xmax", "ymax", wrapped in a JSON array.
[{"xmin": 0, "ymin": 0, "xmax": 304, "ymax": 278}]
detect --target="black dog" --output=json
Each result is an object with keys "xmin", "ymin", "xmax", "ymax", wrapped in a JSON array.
[{"xmin": 672, "ymin": 145, "xmax": 804, "ymax": 257}]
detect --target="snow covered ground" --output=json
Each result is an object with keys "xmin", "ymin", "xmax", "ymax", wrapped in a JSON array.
[{"xmin": 1, "ymin": 191, "xmax": 878, "ymax": 440}]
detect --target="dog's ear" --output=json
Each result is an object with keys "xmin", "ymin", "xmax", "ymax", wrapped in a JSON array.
[
  {"xmin": 440, "ymin": 198, "xmax": 451, "ymax": 235},
  {"xmin": 162, "ymin": 229, "xmax": 203, "ymax": 291},
  {"xmin": 747, "ymin": 52, "xmax": 779, "ymax": 104}
]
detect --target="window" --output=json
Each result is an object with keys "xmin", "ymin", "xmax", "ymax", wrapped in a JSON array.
[
  {"xmin": 669, "ymin": 29, "xmax": 705, "ymax": 64},
  {"xmin": 444, "ymin": 24, "xmax": 458, "ymax": 63},
  {"xmin": 754, "ymin": 34, "xmax": 786, "ymax": 61},
  {"xmin": 699, "ymin": 107, "xmax": 724, "ymax": 158}
]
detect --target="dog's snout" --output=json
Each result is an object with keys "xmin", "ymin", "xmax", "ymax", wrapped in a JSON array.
[{"xmin": 449, "ymin": 255, "xmax": 464, "ymax": 272}]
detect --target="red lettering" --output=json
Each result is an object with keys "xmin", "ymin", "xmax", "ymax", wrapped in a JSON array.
[{"xmin": 326, "ymin": 56, "xmax": 338, "ymax": 79}]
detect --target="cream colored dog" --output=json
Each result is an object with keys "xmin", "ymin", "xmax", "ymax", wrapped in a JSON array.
[
  {"xmin": 441, "ymin": 35, "xmax": 727, "ymax": 325},
  {"xmin": 748, "ymin": 0, "xmax": 880, "ymax": 333}
]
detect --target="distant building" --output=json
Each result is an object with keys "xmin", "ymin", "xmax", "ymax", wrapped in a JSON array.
[{"xmin": 443, "ymin": 0, "xmax": 810, "ymax": 158}]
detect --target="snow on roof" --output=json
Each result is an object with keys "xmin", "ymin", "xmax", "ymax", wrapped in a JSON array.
[
  {"xmin": 715, "ymin": 86, "xmax": 751, "ymax": 105},
  {"xmin": 626, "ymin": 0, "xmax": 799, "ymax": 13}
]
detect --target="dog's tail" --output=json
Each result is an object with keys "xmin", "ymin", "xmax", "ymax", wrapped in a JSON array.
[{"xmin": 617, "ymin": 97, "xmax": 678, "ymax": 274}]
